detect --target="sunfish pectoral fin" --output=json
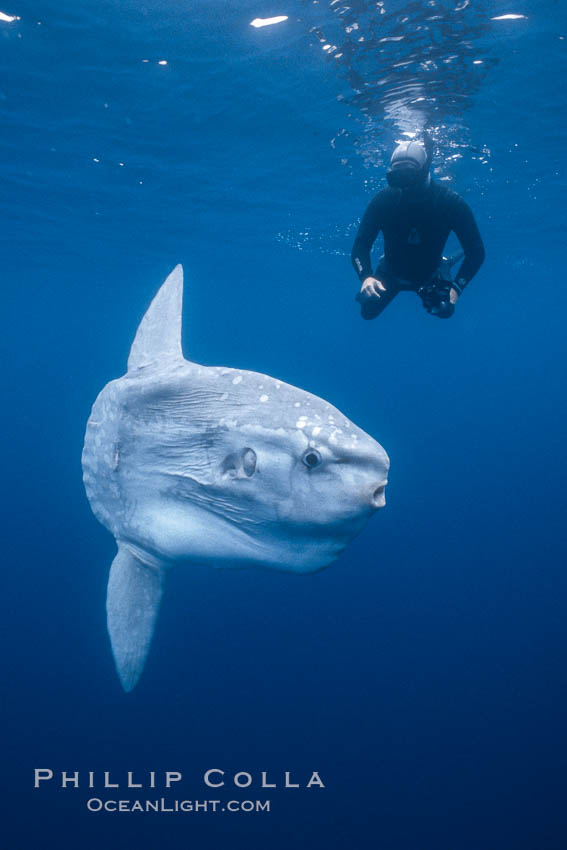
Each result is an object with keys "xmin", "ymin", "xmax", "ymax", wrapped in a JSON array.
[
  {"xmin": 106, "ymin": 544, "xmax": 166, "ymax": 692},
  {"xmin": 127, "ymin": 264, "xmax": 184, "ymax": 372}
]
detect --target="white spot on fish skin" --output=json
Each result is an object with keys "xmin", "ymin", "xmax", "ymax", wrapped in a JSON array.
[
  {"xmin": 275, "ymin": 383, "xmax": 281, "ymax": 389},
  {"xmin": 260, "ymin": 394, "xmax": 269, "ymax": 403},
  {"xmin": 329, "ymin": 428, "xmax": 344, "ymax": 445},
  {"xmin": 220, "ymin": 417, "xmax": 238, "ymax": 429},
  {"xmin": 312, "ymin": 426, "xmax": 321, "ymax": 436},
  {"xmin": 232, "ymin": 375, "xmax": 243, "ymax": 385},
  {"xmin": 296, "ymin": 420, "xmax": 307, "ymax": 429},
  {"xmin": 294, "ymin": 402, "xmax": 301, "ymax": 408}
]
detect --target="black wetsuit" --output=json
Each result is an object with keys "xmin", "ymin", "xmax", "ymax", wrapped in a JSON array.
[{"xmin": 351, "ymin": 180, "xmax": 485, "ymax": 318}]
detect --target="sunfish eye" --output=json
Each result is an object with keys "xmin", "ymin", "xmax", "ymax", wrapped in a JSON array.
[
  {"xmin": 242, "ymin": 448, "xmax": 257, "ymax": 477},
  {"xmin": 302, "ymin": 448, "xmax": 322, "ymax": 469}
]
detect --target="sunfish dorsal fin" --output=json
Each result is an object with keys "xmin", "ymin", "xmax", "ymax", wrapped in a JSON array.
[
  {"xmin": 127, "ymin": 264, "xmax": 184, "ymax": 371},
  {"xmin": 106, "ymin": 545, "xmax": 166, "ymax": 692}
]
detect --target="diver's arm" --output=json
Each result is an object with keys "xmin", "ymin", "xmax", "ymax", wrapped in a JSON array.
[
  {"xmin": 351, "ymin": 195, "xmax": 384, "ymax": 283},
  {"xmin": 451, "ymin": 197, "xmax": 485, "ymax": 291}
]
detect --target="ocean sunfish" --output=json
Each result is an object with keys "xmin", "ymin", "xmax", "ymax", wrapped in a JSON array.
[{"xmin": 82, "ymin": 266, "xmax": 389, "ymax": 691}]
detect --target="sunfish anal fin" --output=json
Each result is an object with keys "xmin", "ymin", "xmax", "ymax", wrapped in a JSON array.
[
  {"xmin": 106, "ymin": 545, "xmax": 166, "ymax": 692},
  {"xmin": 127, "ymin": 264, "xmax": 184, "ymax": 372}
]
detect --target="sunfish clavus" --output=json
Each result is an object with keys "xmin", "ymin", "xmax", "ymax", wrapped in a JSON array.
[{"xmin": 82, "ymin": 266, "xmax": 389, "ymax": 691}]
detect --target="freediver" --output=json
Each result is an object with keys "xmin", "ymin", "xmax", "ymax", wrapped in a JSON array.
[{"xmin": 351, "ymin": 134, "xmax": 485, "ymax": 319}]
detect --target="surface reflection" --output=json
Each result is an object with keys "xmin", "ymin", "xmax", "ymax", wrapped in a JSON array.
[{"xmin": 302, "ymin": 0, "xmax": 498, "ymax": 174}]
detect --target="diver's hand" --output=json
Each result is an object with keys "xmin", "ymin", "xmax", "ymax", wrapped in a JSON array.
[
  {"xmin": 449, "ymin": 286, "xmax": 459, "ymax": 305},
  {"xmin": 361, "ymin": 277, "xmax": 386, "ymax": 298}
]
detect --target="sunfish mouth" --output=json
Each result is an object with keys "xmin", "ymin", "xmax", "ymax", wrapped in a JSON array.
[{"xmin": 371, "ymin": 481, "xmax": 388, "ymax": 509}]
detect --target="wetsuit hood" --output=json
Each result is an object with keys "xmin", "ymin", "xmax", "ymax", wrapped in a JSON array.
[{"xmin": 386, "ymin": 140, "xmax": 430, "ymax": 189}]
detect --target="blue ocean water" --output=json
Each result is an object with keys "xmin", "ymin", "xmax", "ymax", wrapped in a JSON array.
[{"xmin": 3, "ymin": 1, "xmax": 567, "ymax": 847}]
